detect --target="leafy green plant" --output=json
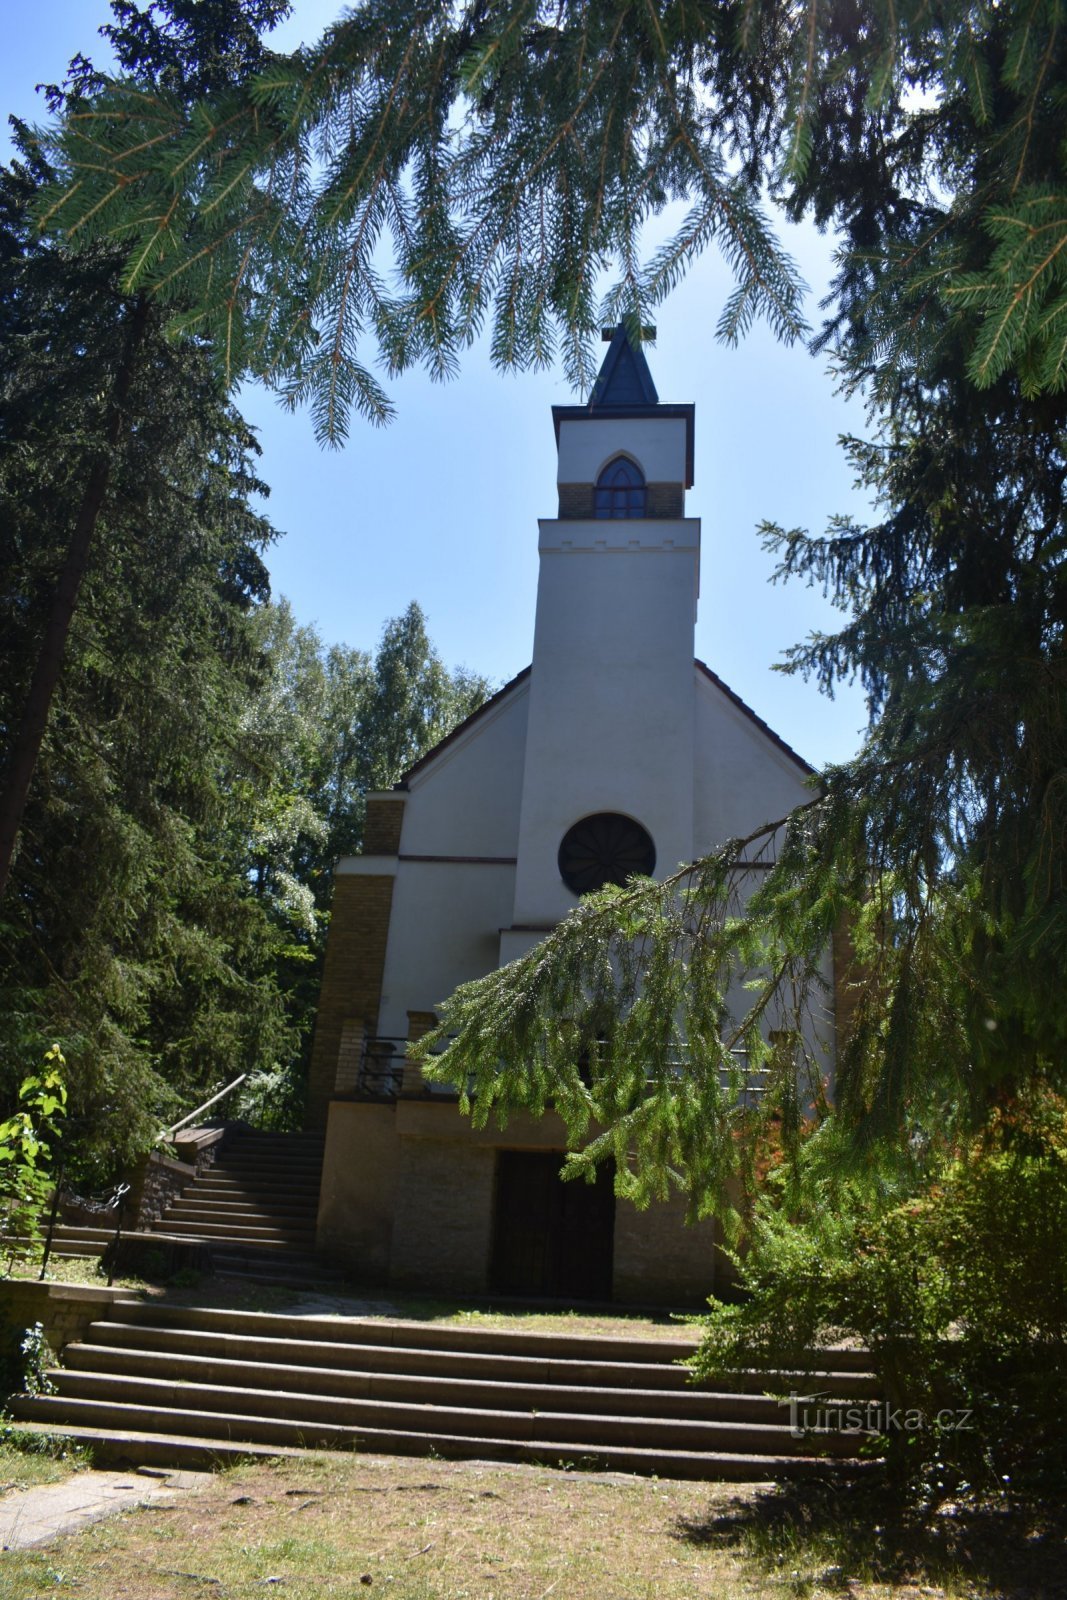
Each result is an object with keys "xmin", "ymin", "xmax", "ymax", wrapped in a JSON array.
[
  {"xmin": 17, "ymin": 1323, "xmax": 56, "ymax": 1398},
  {"xmin": 694, "ymin": 1088, "xmax": 1067, "ymax": 1504},
  {"xmin": 0, "ymin": 1046, "xmax": 67, "ymax": 1274}
]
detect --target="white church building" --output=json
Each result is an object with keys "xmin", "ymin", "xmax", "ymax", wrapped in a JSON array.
[{"xmin": 308, "ymin": 327, "xmax": 828, "ymax": 1304}]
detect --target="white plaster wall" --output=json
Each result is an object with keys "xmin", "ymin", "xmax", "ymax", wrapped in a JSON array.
[
  {"xmin": 690, "ymin": 674, "xmax": 833, "ymax": 1087},
  {"xmin": 556, "ymin": 415, "xmax": 688, "ymax": 485},
  {"xmin": 399, "ymin": 679, "xmax": 529, "ymax": 858},
  {"xmin": 377, "ymin": 859, "xmax": 516, "ymax": 1037},
  {"xmin": 692, "ymin": 670, "xmax": 814, "ymax": 853},
  {"xmin": 511, "ymin": 524, "xmax": 700, "ymax": 928}
]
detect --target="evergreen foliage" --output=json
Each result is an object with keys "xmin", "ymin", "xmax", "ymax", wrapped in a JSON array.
[
  {"xmin": 2, "ymin": 4, "xmax": 489, "ymax": 1170},
  {"xmin": 1, "ymin": 121, "xmax": 294, "ymax": 1169},
  {"xmin": 31, "ymin": 1, "xmax": 1067, "ymax": 437},
  {"xmin": 15, "ymin": 4, "xmax": 1067, "ymax": 1214}
]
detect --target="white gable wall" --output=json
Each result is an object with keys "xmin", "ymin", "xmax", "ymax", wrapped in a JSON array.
[
  {"xmin": 398, "ymin": 678, "xmax": 529, "ymax": 857},
  {"xmin": 374, "ymin": 680, "xmax": 529, "ymax": 1035},
  {"xmin": 376, "ymin": 859, "xmax": 516, "ymax": 1037},
  {"xmin": 693, "ymin": 670, "xmax": 813, "ymax": 849}
]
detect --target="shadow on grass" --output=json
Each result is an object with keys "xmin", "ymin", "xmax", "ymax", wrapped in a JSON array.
[{"xmin": 673, "ymin": 1472, "xmax": 1067, "ymax": 1599}]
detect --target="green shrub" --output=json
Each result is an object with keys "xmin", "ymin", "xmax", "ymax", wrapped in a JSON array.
[{"xmin": 695, "ymin": 1088, "xmax": 1067, "ymax": 1502}]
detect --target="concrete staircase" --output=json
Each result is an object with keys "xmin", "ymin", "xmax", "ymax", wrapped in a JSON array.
[
  {"xmin": 9, "ymin": 1302, "xmax": 881, "ymax": 1480},
  {"xmin": 41, "ymin": 1131, "xmax": 337, "ymax": 1286},
  {"xmin": 151, "ymin": 1131, "xmax": 330, "ymax": 1282}
]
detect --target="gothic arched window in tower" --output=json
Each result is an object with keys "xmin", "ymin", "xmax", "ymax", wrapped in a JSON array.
[
  {"xmin": 594, "ymin": 456, "xmax": 647, "ymax": 519},
  {"xmin": 558, "ymin": 813, "xmax": 656, "ymax": 896}
]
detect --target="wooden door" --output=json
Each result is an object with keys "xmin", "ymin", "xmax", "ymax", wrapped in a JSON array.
[{"xmin": 490, "ymin": 1150, "xmax": 615, "ymax": 1300}]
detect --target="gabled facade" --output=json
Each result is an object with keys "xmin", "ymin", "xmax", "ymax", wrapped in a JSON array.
[{"xmin": 308, "ymin": 329, "xmax": 825, "ymax": 1304}]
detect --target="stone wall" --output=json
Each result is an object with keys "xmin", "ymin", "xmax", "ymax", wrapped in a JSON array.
[
  {"xmin": 390, "ymin": 1138, "xmax": 497, "ymax": 1295},
  {"xmin": 612, "ymin": 1191, "xmax": 719, "ymax": 1307},
  {"xmin": 306, "ymin": 872, "xmax": 397, "ymax": 1128},
  {"xmin": 0, "ymin": 1281, "xmax": 134, "ymax": 1367},
  {"xmin": 316, "ymin": 1101, "xmax": 400, "ymax": 1281},
  {"xmin": 125, "ymin": 1151, "xmax": 198, "ymax": 1230}
]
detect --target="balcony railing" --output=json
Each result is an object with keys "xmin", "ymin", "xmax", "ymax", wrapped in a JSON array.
[
  {"xmin": 355, "ymin": 1037, "xmax": 458, "ymax": 1101},
  {"xmin": 355, "ymin": 1037, "xmax": 769, "ymax": 1106}
]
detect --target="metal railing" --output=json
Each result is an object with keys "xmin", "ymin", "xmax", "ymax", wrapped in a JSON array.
[
  {"xmin": 357, "ymin": 1037, "xmax": 407, "ymax": 1100},
  {"xmin": 356, "ymin": 1037, "xmax": 459, "ymax": 1101},
  {"xmin": 355, "ymin": 1037, "xmax": 769, "ymax": 1106},
  {"xmin": 157, "ymin": 1073, "xmax": 248, "ymax": 1142}
]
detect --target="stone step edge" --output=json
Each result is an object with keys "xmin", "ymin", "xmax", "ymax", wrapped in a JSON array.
[
  {"xmin": 65, "ymin": 1345, "xmax": 843, "ymax": 1417},
  {"xmin": 162, "ymin": 1206, "xmax": 319, "ymax": 1218},
  {"xmin": 41, "ymin": 1227, "xmax": 315, "ymax": 1247},
  {"xmin": 6, "ymin": 1419, "xmax": 305, "ymax": 1469},
  {"xmin": 68, "ymin": 1343, "xmax": 877, "ymax": 1413},
  {"xmin": 39, "ymin": 1371, "xmax": 862, "ymax": 1455},
  {"xmin": 104, "ymin": 1303, "xmax": 876, "ymax": 1373},
  {"xmin": 93, "ymin": 1303, "xmax": 704, "ymax": 1363},
  {"xmin": 9, "ymin": 1404, "xmax": 868, "ymax": 1481},
  {"xmin": 78, "ymin": 1323, "xmax": 874, "ymax": 1393}
]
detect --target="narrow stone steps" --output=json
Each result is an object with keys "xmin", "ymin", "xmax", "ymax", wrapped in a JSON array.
[
  {"xmin": 155, "ymin": 1219, "xmax": 316, "ymax": 1242},
  {"xmin": 207, "ymin": 1261, "xmax": 345, "ymax": 1288},
  {"xmin": 183, "ymin": 1191, "xmax": 320, "ymax": 1209},
  {"xmin": 163, "ymin": 1204, "xmax": 318, "ymax": 1227},
  {"xmin": 207, "ymin": 1160, "xmax": 324, "ymax": 1176},
  {"xmin": 146, "ymin": 1128, "xmax": 328, "ymax": 1284}
]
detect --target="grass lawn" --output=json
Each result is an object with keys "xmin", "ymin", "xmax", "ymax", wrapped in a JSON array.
[
  {"xmin": 0, "ymin": 1449, "xmax": 1063, "ymax": 1599},
  {"xmin": 8, "ymin": 1257, "xmax": 700, "ymax": 1341},
  {"xmin": 0, "ymin": 1429, "xmax": 91, "ymax": 1493}
]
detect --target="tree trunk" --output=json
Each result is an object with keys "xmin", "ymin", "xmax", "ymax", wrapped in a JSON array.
[{"xmin": 0, "ymin": 297, "xmax": 150, "ymax": 904}]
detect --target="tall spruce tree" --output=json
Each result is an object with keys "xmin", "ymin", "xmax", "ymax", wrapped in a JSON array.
[
  {"xmin": 24, "ymin": 1, "xmax": 1067, "ymax": 1193},
  {"xmin": 1, "ymin": 1, "xmax": 489, "ymax": 1170},
  {"xmin": 0, "ymin": 0, "xmax": 293, "ymax": 903},
  {"xmin": 0, "ymin": 130, "xmax": 296, "ymax": 1171}
]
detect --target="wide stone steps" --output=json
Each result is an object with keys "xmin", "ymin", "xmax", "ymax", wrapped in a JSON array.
[
  {"xmin": 77, "ymin": 1316, "xmax": 880, "ymax": 1398},
  {"xmin": 8, "ymin": 1302, "xmax": 880, "ymax": 1480}
]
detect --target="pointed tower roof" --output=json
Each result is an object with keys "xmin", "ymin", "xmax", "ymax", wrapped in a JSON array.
[
  {"xmin": 589, "ymin": 324, "xmax": 659, "ymax": 409},
  {"xmin": 550, "ymin": 325, "xmax": 695, "ymax": 486}
]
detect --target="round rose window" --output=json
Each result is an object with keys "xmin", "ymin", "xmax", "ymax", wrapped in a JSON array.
[{"xmin": 557, "ymin": 812, "xmax": 656, "ymax": 896}]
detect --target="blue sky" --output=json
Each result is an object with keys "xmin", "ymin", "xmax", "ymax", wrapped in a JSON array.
[{"xmin": 3, "ymin": 1, "xmax": 874, "ymax": 769}]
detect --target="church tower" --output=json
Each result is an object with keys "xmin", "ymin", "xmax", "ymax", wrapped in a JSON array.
[{"xmin": 503, "ymin": 326, "xmax": 699, "ymax": 960}]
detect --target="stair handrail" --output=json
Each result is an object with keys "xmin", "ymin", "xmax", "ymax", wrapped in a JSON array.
[{"xmin": 158, "ymin": 1074, "xmax": 248, "ymax": 1142}]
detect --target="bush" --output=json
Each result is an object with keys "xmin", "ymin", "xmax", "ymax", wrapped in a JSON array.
[{"xmin": 695, "ymin": 1088, "xmax": 1067, "ymax": 1502}]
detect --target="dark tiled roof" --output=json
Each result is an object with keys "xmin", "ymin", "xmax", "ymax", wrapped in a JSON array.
[{"xmin": 590, "ymin": 324, "xmax": 659, "ymax": 408}]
